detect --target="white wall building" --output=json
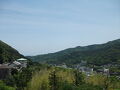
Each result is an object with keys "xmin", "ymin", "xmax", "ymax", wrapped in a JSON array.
[{"xmin": 17, "ymin": 58, "xmax": 27, "ymax": 68}]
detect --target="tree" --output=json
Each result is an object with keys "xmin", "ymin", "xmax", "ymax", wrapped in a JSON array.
[
  {"xmin": 49, "ymin": 70, "xmax": 59, "ymax": 90},
  {"xmin": 14, "ymin": 68, "xmax": 32, "ymax": 90},
  {"xmin": 5, "ymin": 75, "xmax": 15, "ymax": 87},
  {"xmin": 73, "ymin": 70, "xmax": 84, "ymax": 86}
]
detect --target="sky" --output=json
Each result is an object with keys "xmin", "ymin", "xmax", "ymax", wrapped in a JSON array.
[{"xmin": 0, "ymin": 0, "xmax": 120, "ymax": 56}]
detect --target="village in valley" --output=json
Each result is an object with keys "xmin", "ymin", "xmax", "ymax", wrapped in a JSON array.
[
  {"xmin": 0, "ymin": 39, "xmax": 120, "ymax": 89},
  {"xmin": 0, "ymin": 57, "xmax": 120, "ymax": 81},
  {"xmin": 51, "ymin": 60, "xmax": 120, "ymax": 78},
  {"xmin": 1, "ymin": 39, "xmax": 120, "ymax": 90},
  {"xmin": 0, "ymin": 57, "xmax": 120, "ymax": 80}
]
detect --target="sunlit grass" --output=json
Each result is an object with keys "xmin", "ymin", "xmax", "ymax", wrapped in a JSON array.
[{"xmin": 25, "ymin": 67, "xmax": 120, "ymax": 90}]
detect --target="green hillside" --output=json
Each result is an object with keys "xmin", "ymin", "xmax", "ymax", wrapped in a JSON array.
[
  {"xmin": 0, "ymin": 40, "xmax": 24, "ymax": 63},
  {"xmin": 28, "ymin": 39, "xmax": 120, "ymax": 65}
]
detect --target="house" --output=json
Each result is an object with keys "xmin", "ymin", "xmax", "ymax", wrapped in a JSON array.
[
  {"xmin": 74, "ymin": 61, "xmax": 93, "ymax": 76},
  {"xmin": 103, "ymin": 68, "xmax": 109, "ymax": 75},
  {"xmin": 0, "ymin": 64, "xmax": 11, "ymax": 79},
  {"xmin": 8, "ymin": 58, "xmax": 28, "ymax": 70},
  {"xmin": 9, "ymin": 61, "xmax": 22, "ymax": 70},
  {"xmin": 0, "ymin": 58, "xmax": 28, "ymax": 79},
  {"xmin": 17, "ymin": 58, "xmax": 27, "ymax": 68},
  {"xmin": 95, "ymin": 68, "xmax": 109, "ymax": 76},
  {"xmin": 96, "ymin": 68, "xmax": 103, "ymax": 74},
  {"xmin": 78, "ymin": 67, "xmax": 93, "ymax": 76},
  {"xmin": 56, "ymin": 63, "xmax": 67, "ymax": 68},
  {"xmin": 61, "ymin": 63, "xmax": 67, "ymax": 68}
]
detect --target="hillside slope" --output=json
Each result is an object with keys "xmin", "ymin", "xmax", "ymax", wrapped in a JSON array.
[
  {"xmin": 28, "ymin": 39, "xmax": 120, "ymax": 65},
  {"xmin": 0, "ymin": 40, "xmax": 24, "ymax": 63}
]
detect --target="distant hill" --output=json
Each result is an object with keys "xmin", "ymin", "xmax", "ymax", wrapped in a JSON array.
[
  {"xmin": 28, "ymin": 39, "xmax": 120, "ymax": 65},
  {"xmin": 0, "ymin": 40, "xmax": 24, "ymax": 63}
]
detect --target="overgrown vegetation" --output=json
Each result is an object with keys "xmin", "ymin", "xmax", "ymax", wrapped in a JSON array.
[
  {"xmin": 0, "ymin": 80, "xmax": 15, "ymax": 90},
  {"xmin": 0, "ymin": 62, "xmax": 120, "ymax": 90},
  {"xmin": 25, "ymin": 63, "xmax": 120, "ymax": 90}
]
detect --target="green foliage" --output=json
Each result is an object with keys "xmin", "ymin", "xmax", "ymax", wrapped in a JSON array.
[
  {"xmin": 4, "ymin": 67, "xmax": 32, "ymax": 90},
  {"xmin": 86, "ymin": 74, "xmax": 120, "ymax": 90},
  {"xmin": 4, "ymin": 75, "xmax": 15, "ymax": 87},
  {"xmin": 0, "ymin": 80, "xmax": 15, "ymax": 90},
  {"xmin": 29, "ymin": 39, "xmax": 120, "ymax": 66},
  {"xmin": 77, "ymin": 84, "xmax": 103, "ymax": 90},
  {"xmin": 14, "ymin": 68, "xmax": 32, "ymax": 90},
  {"xmin": 25, "ymin": 69, "xmax": 50, "ymax": 90},
  {"xmin": 0, "ymin": 40, "xmax": 24, "ymax": 63},
  {"xmin": 58, "ymin": 81, "xmax": 77, "ymax": 90},
  {"xmin": 49, "ymin": 70, "xmax": 59, "ymax": 90},
  {"xmin": 25, "ymin": 66, "xmax": 110, "ymax": 90},
  {"xmin": 2, "ymin": 61, "xmax": 119, "ymax": 90},
  {"xmin": 73, "ymin": 70, "xmax": 84, "ymax": 86}
]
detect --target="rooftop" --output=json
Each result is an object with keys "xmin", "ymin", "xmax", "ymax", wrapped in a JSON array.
[
  {"xmin": 17, "ymin": 58, "xmax": 27, "ymax": 61},
  {"xmin": 13, "ymin": 61, "xmax": 21, "ymax": 65},
  {"xmin": 0, "ymin": 64, "xmax": 11, "ymax": 69}
]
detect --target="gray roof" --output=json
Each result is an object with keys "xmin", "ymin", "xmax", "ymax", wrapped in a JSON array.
[
  {"xmin": 0, "ymin": 64, "xmax": 11, "ymax": 69},
  {"xmin": 13, "ymin": 61, "xmax": 21, "ymax": 65}
]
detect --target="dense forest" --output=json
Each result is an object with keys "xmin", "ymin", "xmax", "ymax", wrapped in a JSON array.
[
  {"xmin": 0, "ymin": 40, "xmax": 24, "ymax": 63},
  {"xmin": 28, "ymin": 39, "xmax": 120, "ymax": 65}
]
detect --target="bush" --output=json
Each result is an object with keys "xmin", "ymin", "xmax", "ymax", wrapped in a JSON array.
[{"xmin": 0, "ymin": 80, "xmax": 15, "ymax": 90}]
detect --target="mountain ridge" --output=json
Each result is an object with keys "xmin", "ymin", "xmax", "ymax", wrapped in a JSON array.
[
  {"xmin": 0, "ymin": 40, "xmax": 24, "ymax": 63},
  {"xmin": 28, "ymin": 39, "xmax": 120, "ymax": 65}
]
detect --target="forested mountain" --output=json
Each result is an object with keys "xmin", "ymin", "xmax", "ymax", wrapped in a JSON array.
[
  {"xmin": 28, "ymin": 39, "xmax": 120, "ymax": 65},
  {"xmin": 0, "ymin": 40, "xmax": 24, "ymax": 63}
]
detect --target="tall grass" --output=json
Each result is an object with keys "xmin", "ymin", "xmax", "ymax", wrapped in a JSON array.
[
  {"xmin": 25, "ymin": 69, "xmax": 50, "ymax": 90},
  {"xmin": 25, "ymin": 67, "xmax": 120, "ymax": 90},
  {"xmin": 25, "ymin": 67, "xmax": 75, "ymax": 90}
]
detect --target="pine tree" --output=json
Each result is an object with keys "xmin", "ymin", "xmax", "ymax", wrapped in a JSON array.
[
  {"xmin": 73, "ymin": 70, "xmax": 84, "ymax": 86},
  {"xmin": 49, "ymin": 70, "xmax": 59, "ymax": 90}
]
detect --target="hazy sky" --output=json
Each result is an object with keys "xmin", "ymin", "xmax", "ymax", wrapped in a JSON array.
[{"xmin": 0, "ymin": 0, "xmax": 120, "ymax": 55}]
